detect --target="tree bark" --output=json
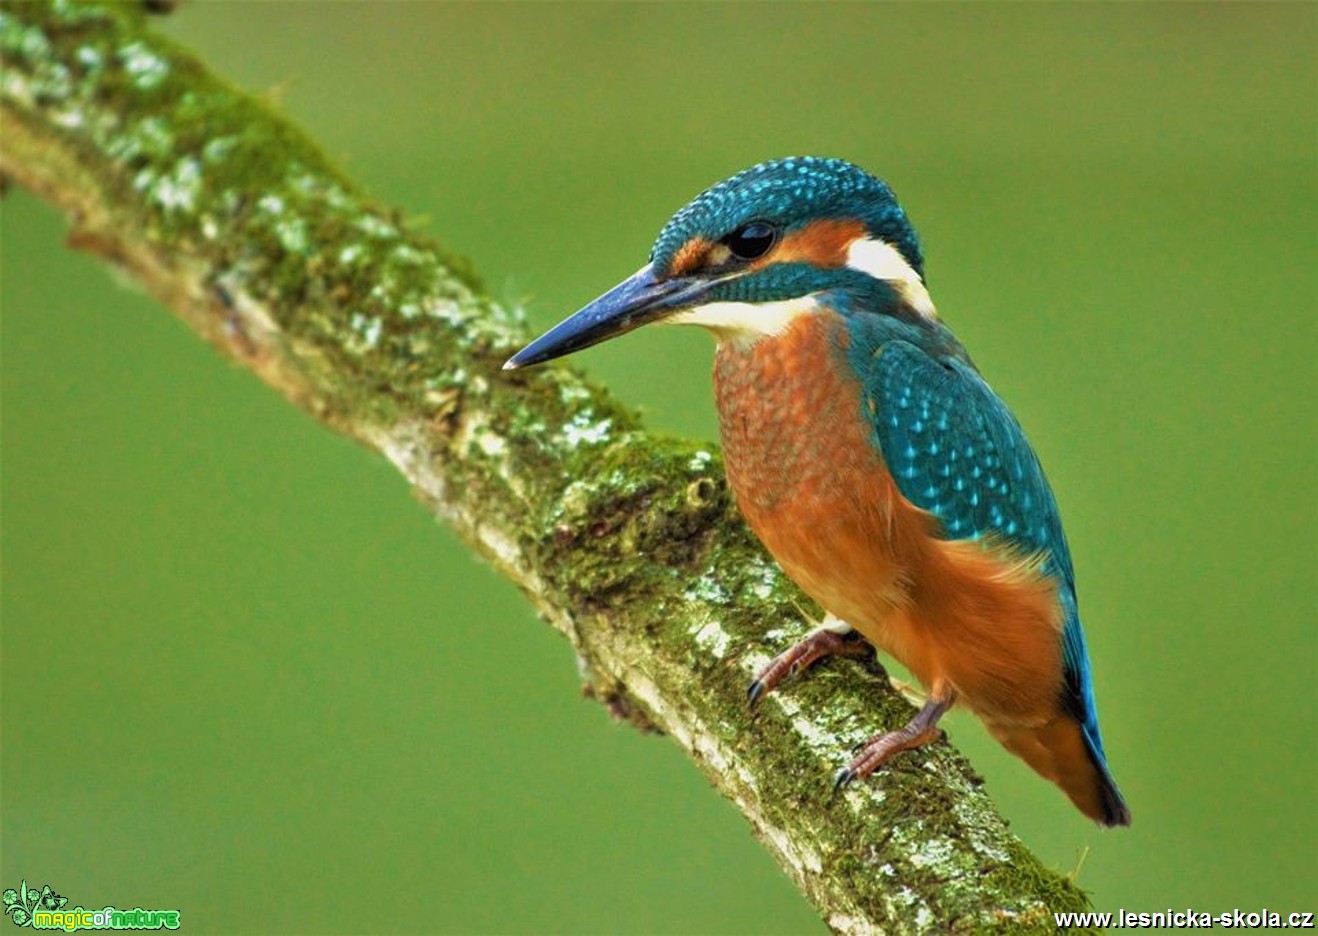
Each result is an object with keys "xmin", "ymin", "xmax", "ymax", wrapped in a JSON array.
[{"xmin": 0, "ymin": 2, "xmax": 1091, "ymax": 931}]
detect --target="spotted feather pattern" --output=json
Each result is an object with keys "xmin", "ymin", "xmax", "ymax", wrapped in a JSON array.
[
  {"xmin": 854, "ymin": 335, "xmax": 1111, "ymax": 768},
  {"xmin": 870, "ymin": 345, "xmax": 1064, "ymax": 567},
  {"xmin": 650, "ymin": 157, "xmax": 923, "ymax": 281}
]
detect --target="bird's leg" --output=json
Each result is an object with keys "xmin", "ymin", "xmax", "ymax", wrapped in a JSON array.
[
  {"xmin": 748, "ymin": 614, "xmax": 871, "ymax": 708},
  {"xmin": 834, "ymin": 694, "xmax": 954, "ymax": 790}
]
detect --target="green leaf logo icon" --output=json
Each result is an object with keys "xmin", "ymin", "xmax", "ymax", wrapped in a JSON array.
[{"xmin": 3, "ymin": 881, "xmax": 64, "ymax": 928}]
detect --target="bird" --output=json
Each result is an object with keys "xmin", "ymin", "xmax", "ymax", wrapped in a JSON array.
[{"xmin": 504, "ymin": 156, "xmax": 1130, "ymax": 827}]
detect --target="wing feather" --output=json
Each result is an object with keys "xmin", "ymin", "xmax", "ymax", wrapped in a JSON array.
[{"xmin": 857, "ymin": 338, "xmax": 1109, "ymax": 762}]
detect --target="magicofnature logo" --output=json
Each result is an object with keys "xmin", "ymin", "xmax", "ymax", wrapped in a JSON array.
[
  {"xmin": 3, "ymin": 881, "xmax": 179, "ymax": 931},
  {"xmin": 3, "ymin": 882, "xmax": 65, "ymax": 927}
]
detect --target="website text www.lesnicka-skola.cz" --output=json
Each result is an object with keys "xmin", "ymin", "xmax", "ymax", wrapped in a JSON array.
[{"xmin": 1054, "ymin": 909, "xmax": 1314, "ymax": 929}]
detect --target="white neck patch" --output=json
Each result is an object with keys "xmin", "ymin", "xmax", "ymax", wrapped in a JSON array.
[
  {"xmin": 845, "ymin": 237, "xmax": 937, "ymax": 320},
  {"xmin": 663, "ymin": 294, "xmax": 821, "ymax": 345},
  {"xmin": 658, "ymin": 236, "xmax": 934, "ymax": 345}
]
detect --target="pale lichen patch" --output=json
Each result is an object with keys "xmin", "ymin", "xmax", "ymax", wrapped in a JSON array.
[
  {"xmin": 689, "ymin": 617, "xmax": 732, "ymax": 659},
  {"xmin": 826, "ymin": 914, "xmax": 879, "ymax": 936},
  {"xmin": 52, "ymin": 106, "xmax": 83, "ymax": 129},
  {"xmin": 683, "ymin": 570, "xmax": 731, "ymax": 605},
  {"xmin": 559, "ymin": 382, "xmax": 592, "ymax": 405},
  {"xmin": 355, "ymin": 214, "xmax": 398, "ymax": 239},
  {"xmin": 130, "ymin": 115, "xmax": 171, "ymax": 155},
  {"xmin": 904, "ymin": 834, "xmax": 956, "ymax": 870},
  {"xmin": 687, "ymin": 449, "xmax": 713, "ymax": 472},
  {"xmin": 475, "ymin": 430, "xmax": 508, "ymax": 459},
  {"xmin": 449, "ymin": 410, "xmax": 519, "ymax": 491},
  {"xmin": 277, "ymin": 217, "xmax": 309, "ymax": 253},
  {"xmin": 255, "ymin": 193, "xmax": 309, "ymax": 254},
  {"xmin": 151, "ymin": 156, "xmax": 202, "ymax": 212},
  {"xmin": 950, "ymin": 793, "xmax": 1012, "ymax": 864},
  {"xmin": 202, "ymin": 135, "xmax": 236, "ymax": 164},
  {"xmin": 392, "ymin": 243, "xmax": 428, "ymax": 266},
  {"xmin": 431, "ymin": 366, "xmax": 466, "ymax": 389},
  {"xmin": 792, "ymin": 715, "xmax": 859, "ymax": 763},
  {"xmin": 558, "ymin": 480, "xmax": 593, "ymax": 521},
  {"xmin": 887, "ymin": 886, "xmax": 935, "ymax": 927},
  {"xmin": 347, "ymin": 313, "xmax": 384, "ymax": 352},
  {"xmin": 117, "ymin": 40, "xmax": 169, "ymax": 90},
  {"xmin": 76, "ymin": 44, "xmax": 102, "ymax": 68},
  {"xmin": 740, "ymin": 649, "xmax": 775, "ymax": 678},
  {"xmin": 560, "ymin": 412, "xmax": 612, "ymax": 448},
  {"xmin": 745, "ymin": 555, "xmax": 781, "ymax": 600}
]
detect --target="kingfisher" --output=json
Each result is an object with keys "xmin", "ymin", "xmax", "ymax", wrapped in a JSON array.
[{"xmin": 504, "ymin": 157, "xmax": 1130, "ymax": 826}]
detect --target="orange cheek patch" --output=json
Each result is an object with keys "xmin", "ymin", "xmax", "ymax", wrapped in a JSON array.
[
  {"xmin": 767, "ymin": 218, "xmax": 867, "ymax": 270},
  {"xmin": 668, "ymin": 237, "xmax": 713, "ymax": 277}
]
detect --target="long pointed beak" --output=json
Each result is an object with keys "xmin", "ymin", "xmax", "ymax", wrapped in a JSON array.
[{"xmin": 503, "ymin": 263, "xmax": 716, "ymax": 370}]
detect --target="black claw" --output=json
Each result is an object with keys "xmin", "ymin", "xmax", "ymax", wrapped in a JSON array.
[
  {"xmin": 832, "ymin": 767, "xmax": 854, "ymax": 793},
  {"xmin": 747, "ymin": 679, "xmax": 765, "ymax": 709}
]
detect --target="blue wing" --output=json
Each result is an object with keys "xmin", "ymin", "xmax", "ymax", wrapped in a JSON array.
[{"xmin": 849, "ymin": 333, "xmax": 1111, "ymax": 767}]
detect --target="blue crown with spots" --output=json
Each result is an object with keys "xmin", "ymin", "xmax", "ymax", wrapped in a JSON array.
[{"xmin": 650, "ymin": 156, "xmax": 924, "ymax": 280}]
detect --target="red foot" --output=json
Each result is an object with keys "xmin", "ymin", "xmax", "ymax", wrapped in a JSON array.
[
  {"xmin": 834, "ymin": 696, "xmax": 952, "ymax": 790},
  {"xmin": 748, "ymin": 624, "xmax": 870, "ymax": 708}
]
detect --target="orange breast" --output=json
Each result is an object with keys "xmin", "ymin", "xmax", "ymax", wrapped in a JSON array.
[
  {"xmin": 714, "ymin": 313, "xmax": 913, "ymax": 629},
  {"xmin": 713, "ymin": 312, "xmax": 1065, "ymax": 725}
]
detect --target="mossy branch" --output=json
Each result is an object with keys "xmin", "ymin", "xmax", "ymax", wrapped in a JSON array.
[{"xmin": 1, "ymin": 3, "xmax": 1091, "ymax": 931}]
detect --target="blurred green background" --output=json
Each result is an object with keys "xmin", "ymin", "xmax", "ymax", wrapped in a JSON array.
[{"xmin": 3, "ymin": 3, "xmax": 1315, "ymax": 932}]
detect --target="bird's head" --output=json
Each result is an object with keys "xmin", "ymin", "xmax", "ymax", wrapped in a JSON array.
[{"xmin": 505, "ymin": 156, "xmax": 936, "ymax": 369}]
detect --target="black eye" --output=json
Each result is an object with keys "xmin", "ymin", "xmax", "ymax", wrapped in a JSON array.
[{"xmin": 722, "ymin": 221, "xmax": 777, "ymax": 261}]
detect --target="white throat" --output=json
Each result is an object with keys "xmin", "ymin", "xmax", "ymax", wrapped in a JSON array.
[{"xmin": 663, "ymin": 294, "xmax": 821, "ymax": 345}]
